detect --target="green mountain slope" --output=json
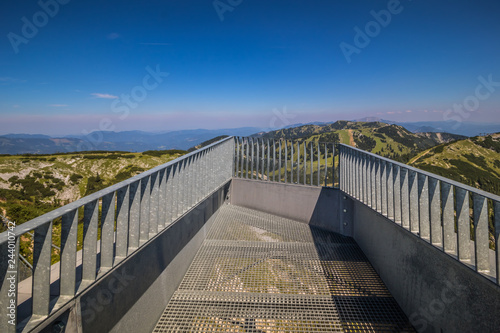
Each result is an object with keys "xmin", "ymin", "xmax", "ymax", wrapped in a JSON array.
[
  {"xmin": 258, "ymin": 121, "xmax": 465, "ymax": 162},
  {"xmin": 0, "ymin": 150, "xmax": 186, "ymax": 227},
  {"xmin": 408, "ymin": 133, "xmax": 500, "ymax": 196}
]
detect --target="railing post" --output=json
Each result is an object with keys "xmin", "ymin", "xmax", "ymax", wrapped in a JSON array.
[
  {"xmin": 101, "ymin": 192, "xmax": 116, "ymax": 270},
  {"xmin": 150, "ymin": 171, "xmax": 160, "ymax": 235},
  {"xmin": 158, "ymin": 167, "xmax": 167, "ymax": 229},
  {"xmin": 401, "ymin": 168, "xmax": 410, "ymax": 230},
  {"xmin": 235, "ymin": 137, "xmax": 240, "ymax": 177},
  {"xmin": 83, "ymin": 200, "xmax": 98, "ymax": 282},
  {"xmin": 60, "ymin": 210, "xmax": 78, "ymax": 296},
  {"xmin": 317, "ymin": 142, "xmax": 321, "ymax": 186},
  {"xmin": 140, "ymin": 175, "xmax": 151, "ymax": 244},
  {"xmin": 128, "ymin": 180, "xmax": 140, "ymax": 250},
  {"xmin": 473, "ymin": 194, "xmax": 489, "ymax": 273},
  {"xmin": 381, "ymin": 160, "xmax": 388, "ymax": 217},
  {"xmin": 442, "ymin": 183, "xmax": 457, "ymax": 255},
  {"xmin": 418, "ymin": 174, "xmax": 430, "ymax": 240},
  {"xmin": 387, "ymin": 162, "xmax": 394, "ymax": 220},
  {"xmin": 375, "ymin": 158, "xmax": 381, "ymax": 213},
  {"xmin": 393, "ymin": 165, "xmax": 401, "ymax": 224},
  {"xmin": 429, "ymin": 178, "xmax": 442, "ymax": 247},
  {"xmin": 324, "ymin": 143, "xmax": 328, "ymax": 187},
  {"xmin": 33, "ymin": 222, "xmax": 52, "ymax": 316},
  {"xmin": 284, "ymin": 140, "xmax": 288, "ymax": 183},
  {"xmin": 303, "ymin": 141, "xmax": 307, "ymax": 185},
  {"xmin": 116, "ymin": 185, "xmax": 130, "ymax": 258},
  {"xmin": 456, "ymin": 188, "xmax": 471, "ymax": 263},
  {"xmin": 267, "ymin": 139, "xmax": 270, "ymax": 181},
  {"xmin": 409, "ymin": 170, "xmax": 419, "ymax": 234}
]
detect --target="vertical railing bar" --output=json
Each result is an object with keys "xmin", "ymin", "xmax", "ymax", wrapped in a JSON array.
[
  {"xmin": 128, "ymin": 181, "xmax": 140, "ymax": 251},
  {"xmin": 366, "ymin": 154, "xmax": 371, "ymax": 207},
  {"xmin": 381, "ymin": 160, "xmax": 388, "ymax": 216},
  {"xmin": 82, "ymin": 200, "xmax": 98, "ymax": 281},
  {"xmin": 401, "ymin": 168, "xmax": 410, "ymax": 230},
  {"xmin": 456, "ymin": 188, "xmax": 471, "ymax": 262},
  {"xmin": 284, "ymin": 141, "xmax": 288, "ymax": 183},
  {"xmin": 116, "ymin": 185, "xmax": 130, "ymax": 258},
  {"xmin": 139, "ymin": 175, "xmax": 151, "ymax": 244},
  {"xmin": 279, "ymin": 140, "xmax": 282, "ymax": 182},
  {"xmin": 393, "ymin": 165, "xmax": 401, "ymax": 224},
  {"xmin": 303, "ymin": 141, "xmax": 307, "ymax": 185},
  {"xmin": 418, "ymin": 173, "xmax": 430, "ymax": 240},
  {"xmin": 442, "ymin": 183, "xmax": 457, "ymax": 255},
  {"xmin": 429, "ymin": 178, "xmax": 442, "ymax": 247},
  {"xmin": 245, "ymin": 139, "xmax": 249, "ymax": 179},
  {"xmin": 375, "ymin": 158, "xmax": 381, "ymax": 212},
  {"xmin": 310, "ymin": 141, "xmax": 313, "ymax": 186},
  {"xmin": 235, "ymin": 137, "xmax": 240, "ymax": 177},
  {"xmin": 60, "ymin": 210, "xmax": 78, "ymax": 296},
  {"xmin": 32, "ymin": 221, "xmax": 52, "ymax": 316},
  {"xmin": 409, "ymin": 170, "xmax": 419, "ymax": 234},
  {"xmin": 240, "ymin": 138, "xmax": 245, "ymax": 179},
  {"xmin": 317, "ymin": 141, "xmax": 320, "ymax": 186},
  {"xmin": 251, "ymin": 138, "xmax": 254, "ymax": 180},
  {"xmin": 332, "ymin": 143, "xmax": 336, "ymax": 188},
  {"xmin": 267, "ymin": 139, "xmax": 270, "ymax": 181},
  {"xmin": 256, "ymin": 139, "xmax": 260, "ymax": 180},
  {"xmin": 100, "ymin": 192, "xmax": 115, "ymax": 270},
  {"xmin": 158, "ymin": 168, "xmax": 167, "ymax": 229},
  {"xmin": 473, "ymin": 194, "xmax": 489, "ymax": 273},
  {"xmin": 324, "ymin": 143, "xmax": 328, "ymax": 187},
  {"xmin": 261, "ymin": 139, "xmax": 265, "ymax": 180},
  {"xmin": 153, "ymin": 172, "xmax": 162, "ymax": 226},
  {"xmin": 273, "ymin": 140, "xmax": 276, "ymax": 182},
  {"xmin": 387, "ymin": 162, "xmax": 394, "ymax": 220}
]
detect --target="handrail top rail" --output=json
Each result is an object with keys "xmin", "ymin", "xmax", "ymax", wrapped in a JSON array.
[
  {"xmin": 0, "ymin": 136, "xmax": 234, "ymax": 243},
  {"xmin": 339, "ymin": 143, "xmax": 500, "ymax": 202}
]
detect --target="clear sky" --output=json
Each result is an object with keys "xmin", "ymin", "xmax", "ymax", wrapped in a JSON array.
[{"xmin": 1, "ymin": 0, "xmax": 499, "ymax": 136}]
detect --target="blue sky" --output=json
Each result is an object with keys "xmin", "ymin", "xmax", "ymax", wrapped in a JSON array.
[{"xmin": 1, "ymin": 0, "xmax": 499, "ymax": 136}]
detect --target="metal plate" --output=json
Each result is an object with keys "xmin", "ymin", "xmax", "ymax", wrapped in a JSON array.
[{"xmin": 154, "ymin": 205, "xmax": 414, "ymax": 332}]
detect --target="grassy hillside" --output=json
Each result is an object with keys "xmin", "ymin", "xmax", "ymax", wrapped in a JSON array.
[
  {"xmin": 0, "ymin": 150, "xmax": 186, "ymax": 272},
  {"xmin": 258, "ymin": 121, "xmax": 465, "ymax": 163},
  {"xmin": 0, "ymin": 150, "xmax": 186, "ymax": 227},
  {"xmin": 409, "ymin": 133, "xmax": 500, "ymax": 196}
]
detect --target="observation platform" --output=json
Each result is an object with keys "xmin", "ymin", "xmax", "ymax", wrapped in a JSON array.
[
  {"xmin": 153, "ymin": 205, "xmax": 414, "ymax": 332},
  {"xmin": 1, "ymin": 137, "xmax": 499, "ymax": 333}
]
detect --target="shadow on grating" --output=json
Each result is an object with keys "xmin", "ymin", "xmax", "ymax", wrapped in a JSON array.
[{"xmin": 153, "ymin": 205, "xmax": 415, "ymax": 332}]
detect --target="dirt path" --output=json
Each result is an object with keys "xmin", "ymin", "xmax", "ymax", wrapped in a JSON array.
[
  {"xmin": 348, "ymin": 130, "xmax": 355, "ymax": 147},
  {"xmin": 409, "ymin": 149, "xmax": 431, "ymax": 164}
]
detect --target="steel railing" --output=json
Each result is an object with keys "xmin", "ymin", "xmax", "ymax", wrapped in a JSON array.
[
  {"xmin": 2, "ymin": 135, "xmax": 499, "ymax": 332},
  {"xmin": 233, "ymin": 137, "xmax": 337, "ymax": 187},
  {"xmin": 339, "ymin": 144, "xmax": 500, "ymax": 286},
  {"xmin": 0, "ymin": 137, "xmax": 234, "ymax": 332}
]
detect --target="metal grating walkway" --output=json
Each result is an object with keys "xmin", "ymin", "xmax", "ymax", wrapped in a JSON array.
[{"xmin": 153, "ymin": 205, "xmax": 415, "ymax": 332}]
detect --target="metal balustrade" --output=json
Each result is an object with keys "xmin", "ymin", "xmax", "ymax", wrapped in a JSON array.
[
  {"xmin": 0, "ymin": 137, "xmax": 234, "ymax": 332},
  {"xmin": 2, "ymin": 136, "xmax": 500, "ymax": 332},
  {"xmin": 234, "ymin": 137, "xmax": 337, "ymax": 187},
  {"xmin": 339, "ymin": 144, "xmax": 500, "ymax": 285}
]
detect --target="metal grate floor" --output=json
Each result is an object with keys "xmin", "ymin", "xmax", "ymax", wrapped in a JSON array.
[{"xmin": 153, "ymin": 205, "xmax": 415, "ymax": 332}]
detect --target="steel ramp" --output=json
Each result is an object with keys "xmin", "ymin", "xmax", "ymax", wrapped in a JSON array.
[{"xmin": 153, "ymin": 205, "xmax": 414, "ymax": 332}]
